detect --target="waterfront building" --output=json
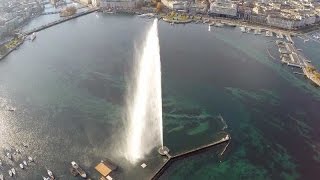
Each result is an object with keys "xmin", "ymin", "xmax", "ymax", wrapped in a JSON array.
[
  {"xmin": 267, "ymin": 15, "xmax": 296, "ymax": 29},
  {"xmin": 209, "ymin": 0, "xmax": 238, "ymax": 17},
  {"xmin": 161, "ymin": 0, "xmax": 188, "ymax": 11},
  {"xmin": 100, "ymin": 0, "xmax": 137, "ymax": 9},
  {"xmin": 92, "ymin": 0, "xmax": 100, "ymax": 7},
  {"xmin": 80, "ymin": 0, "xmax": 93, "ymax": 5}
]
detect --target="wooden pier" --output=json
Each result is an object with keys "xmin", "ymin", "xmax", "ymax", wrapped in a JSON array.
[{"xmin": 150, "ymin": 134, "xmax": 230, "ymax": 180}]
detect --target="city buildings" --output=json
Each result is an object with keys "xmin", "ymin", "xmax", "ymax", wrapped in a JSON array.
[
  {"xmin": 99, "ymin": 0, "xmax": 137, "ymax": 9},
  {"xmin": 0, "ymin": 0, "xmax": 44, "ymax": 39},
  {"xmin": 159, "ymin": 0, "xmax": 320, "ymax": 30},
  {"xmin": 209, "ymin": 0, "xmax": 238, "ymax": 17}
]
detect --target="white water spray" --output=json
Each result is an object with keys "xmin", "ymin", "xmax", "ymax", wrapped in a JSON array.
[{"xmin": 124, "ymin": 19, "xmax": 163, "ymax": 164}]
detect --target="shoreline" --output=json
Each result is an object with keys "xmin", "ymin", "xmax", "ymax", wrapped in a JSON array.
[
  {"xmin": 162, "ymin": 18, "xmax": 192, "ymax": 24},
  {"xmin": 0, "ymin": 37, "xmax": 25, "ymax": 61}
]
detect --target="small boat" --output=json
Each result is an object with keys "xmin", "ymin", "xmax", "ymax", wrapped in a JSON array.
[
  {"xmin": 240, "ymin": 26, "xmax": 246, "ymax": 32},
  {"xmin": 137, "ymin": 13, "xmax": 154, "ymax": 18},
  {"xmin": 30, "ymin": 32, "xmax": 36, "ymax": 41},
  {"xmin": 43, "ymin": 176, "xmax": 50, "ymax": 180},
  {"xmin": 208, "ymin": 25, "xmax": 211, "ymax": 32},
  {"xmin": 16, "ymin": 148, "xmax": 21, "ymax": 154},
  {"xmin": 28, "ymin": 156, "xmax": 34, "ymax": 162},
  {"xmin": 20, "ymin": 163, "xmax": 24, "ymax": 169},
  {"xmin": 6, "ymin": 152, "xmax": 12, "ymax": 160},
  {"xmin": 11, "ymin": 168, "xmax": 16, "ymax": 175},
  {"xmin": 71, "ymin": 161, "xmax": 87, "ymax": 178},
  {"xmin": 23, "ymin": 160, "xmax": 28, "ymax": 166},
  {"xmin": 22, "ymin": 142, "xmax": 28, "ymax": 147},
  {"xmin": 47, "ymin": 169, "xmax": 54, "ymax": 179},
  {"xmin": 0, "ymin": 174, "xmax": 3, "ymax": 180},
  {"xmin": 8, "ymin": 170, "xmax": 13, "ymax": 177},
  {"xmin": 257, "ymin": 29, "xmax": 262, "ymax": 34}
]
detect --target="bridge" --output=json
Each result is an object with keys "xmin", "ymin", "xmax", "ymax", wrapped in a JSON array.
[{"xmin": 24, "ymin": 8, "xmax": 98, "ymax": 35}]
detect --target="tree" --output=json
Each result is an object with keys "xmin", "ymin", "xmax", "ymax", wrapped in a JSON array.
[{"xmin": 156, "ymin": 2, "xmax": 162, "ymax": 13}]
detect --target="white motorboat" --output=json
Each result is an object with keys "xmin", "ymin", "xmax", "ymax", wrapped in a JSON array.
[
  {"xmin": 20, "ymin": 163, "xmax": 24, "ymax": 169},
  {"xmin": 0, "ymin": 174, "xmax": 3, "ymax": 180},
  {"xmin": 71, "ymin": 161, "xmax": 87, "ymax": 178},
  {"xmin": 11, "ymin": 168, "xmax": 16, "ymax": 175},
  {"xmin": 6, "ymin": 152, "xmax": 12, "ymax": 160},
  {"xmin": 23, "ymin": 160, "xmax": 28, "ymax": 166},
  {"xmin": 47, "ymin": 169, "xmax": 54, "ymax": 179},
  {"xmin": 30, "ymin": 32, "xmax": 36, "ymax": 41},
  {"xmin": 43, "ymin": 176, "xmax": 50, "ymax": 180},
  {"xmin": 137, "ymin": 13, "xmax": 155, "ymax": 18},
  {"xmin": 28, "ymin": 156, "xmax": 33, "ymax": 162},
  {"xmin": 22, "ymin": 142, "xmax": 28, "ymax": 148},
  {"xmin": 8, "ymin": 170, "xmax": 13, "ymax": 177},
  {"xmin": 240, "ymin": 26, "xmax": 245, "ymax": 32}
]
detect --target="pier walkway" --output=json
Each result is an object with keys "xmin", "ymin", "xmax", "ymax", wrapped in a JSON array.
[
  {"xmin": 151, "ymin": 134, "xmax": 230, "ymax": 180},
  {"xmin": 24, "ymin": 8, "xmax": 98, "ymax": 35}
]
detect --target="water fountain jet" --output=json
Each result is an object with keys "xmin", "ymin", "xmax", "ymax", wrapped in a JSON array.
[{"xmin": 124, "ymin": 19, "xmax": 163, "ymax": 164}]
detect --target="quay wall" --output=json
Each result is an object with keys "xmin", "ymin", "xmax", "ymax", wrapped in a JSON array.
[{"xmin": 25, "ymin": 8, "xmax": 98, "ymax": 35}]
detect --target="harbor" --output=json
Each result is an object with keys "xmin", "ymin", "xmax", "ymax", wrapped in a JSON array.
[{"xmin": 276, "ymin": 39, "xmax": 320, "ymax": 86}]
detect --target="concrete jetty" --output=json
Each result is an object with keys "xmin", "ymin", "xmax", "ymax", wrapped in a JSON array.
[
  {"xmin": 24, "ymin": 8, "xmax": 98, "ymax": 35},
  {"xmin": 151, "ymin": 133, "xmax": 230, "ymax": 180}
]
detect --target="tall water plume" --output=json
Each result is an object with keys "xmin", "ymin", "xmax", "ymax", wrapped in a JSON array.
[{"xmin": 124, "ymin": 19, "xmax": 163, "ymax": 164}]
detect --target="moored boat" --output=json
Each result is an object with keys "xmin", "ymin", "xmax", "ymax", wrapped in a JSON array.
[
  {"xmin": 240, "ymin": 26, "xmax": 246, "ymax": 32},
  {"xmin": 71, "ymin": 161, "xmax": 87, "ymax": 178},
  {"xmin": 43, "ymin": 176, "xmax": 50, "ymax": 180},
  {"xmin": 22, "ymin": 142, "xmax": 28, "ymax": 147},
  {"xmin": 8, "ymin": 170, "xmax": 13, "ymax": 177},
  {"xmin": 47, "ymin": 169, "xmax": 54, "ymax": 179},
  {"xmin": 11, "ymin": 168, "xmax": 16, "ymax": 175},
  {"xmin": 30, "ymin": 32, "xmax": 36, "ymax": 41},
  {"xmin": 0, "ymin": 174, "xmax": 3, "ymax": 180},
  {"xmin": 28, "ymin": 156, "xmax": 34, "ymax": 162},
  {"xmin": 20, "ymin": 163, "xmax": 24, "ymax": 169},
  {"xmin": 23, "ymin": 160, "xmax": 28, "ymax": 166},
  {"xmin": 6, "ymin": 152, "xmax": 12, "ymax": 160}
]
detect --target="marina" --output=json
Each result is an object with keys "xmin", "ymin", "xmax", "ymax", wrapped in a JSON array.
[{"xmin": 276, "ymin": 39, "xmax": 320, "ymax": 86}]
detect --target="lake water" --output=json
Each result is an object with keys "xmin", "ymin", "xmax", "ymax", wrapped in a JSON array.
[{"xmin": 0, "ymin": 13, "xmax": 320, "ymax": 179}]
